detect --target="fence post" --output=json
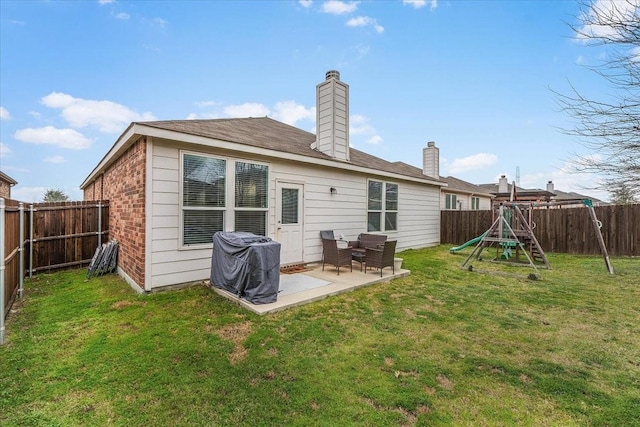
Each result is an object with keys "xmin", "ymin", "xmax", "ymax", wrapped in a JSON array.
[
  {"xmin": 1, "ymin": 198, "xmax": 6, "ymax": 345},
  {"xmin": 29, "ymin": 204, "xmax": 34, "ymax": 278},
  {"xmin": 19, "ymin": 202, "xmax": 24, "ymax": 300},
  {"xmin": 97, "ymin": 201, "xmax": 102, "ymax": 248}
]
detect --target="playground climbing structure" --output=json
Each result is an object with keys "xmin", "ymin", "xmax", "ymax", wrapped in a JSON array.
[{"xmin": 461, "ymin": 203, "xmax": 550, "ymax": 278}]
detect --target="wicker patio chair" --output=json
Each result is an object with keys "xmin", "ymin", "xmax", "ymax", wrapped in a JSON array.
[
  {"xmin": 365, "ymin": 240, "xmax": 397, "ymax": 277},
  {"xmin": 321, "ymin": 238, "xmax": 352, "ymax": 275}
]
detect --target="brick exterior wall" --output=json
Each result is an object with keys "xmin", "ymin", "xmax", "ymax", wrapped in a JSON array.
[
  {"xmin": 83, "ymin": 137, "xmax": 147, "ymax": 290},
  {"xmin": 0, "ymin": 180, "xmax": 11, "ymax": 199}
]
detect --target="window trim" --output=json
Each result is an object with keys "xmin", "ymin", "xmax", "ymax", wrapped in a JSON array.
[
  {"xmin": 179, "ymin": 151, "xmax": 270, "ymax": 249},
  {"xmin": 445, "ymin": 193, "xmax": 458, "ymax": 210},
  {"xmin": 367, "ymin": 179, "xmax": 399, "ymax": 233},
  {"xmin": 471, "ymin": 196, "xmax": 480, "ymax": 210},
  {"xmin": 180, "ymin": 151, "xmax": 227, "ymax": 249}
]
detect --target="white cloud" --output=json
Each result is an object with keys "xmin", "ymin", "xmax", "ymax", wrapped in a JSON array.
[
  {"xmin": 346, "ymin": 16, "xmax": 384, "ymax": 33},
  {"xmin": 403, "ymin": 0, "xmax": 425, "ymax": 8},
  {"xmin": 272, "ymin": 101, "xmax": 315, "ymax": 126},
  {"xmin": 28, "ymin": 111, "xmax": 41, "ymax": 119},
  {"xmin": 10, "ymin": 20, "xmax": 25, "ymax": 25},
  {"xmin": 196, "ymin": 100, "xmax": 220, "ymax": 107},
  {"xmin": 403, "ymin": 0, "xmax": 437, "ymax": 10},
  {"xmin": 14, "ymin": 126, "xmax": 92, "ymax": 149},
  {"xmin": 321, "ymin": 1, "xmax": 359, "ymax": 15},
  {"xmin": 44, "ymin": 155, "xmax": 66, "ymax": 164},
  {"xmin": 223, "ymin": 103, "xmax": 271, "ymax": 118},
  {"xmin": 367, "ymin": 135, "xmax": 383, "ymax": 145},
  {"xmin": 520, "ymin": 157, "xmax": 610, "ymax": 201},
  {"xmin": 576, "ymin": 0, "xmax": 639, "ymax": 41},
  {"xmin": 98, "ymin": 0, "xmax": 115, "ymax": 4},
  {"xmin": 1, "ymin": 142, "xmax": 11, "ymax": 156},
  {"xmin": 349, "ymin": 114, "xmax": 376, "ymax": 135},
  {"xmin": 40, "ymin": 92, "xmax": 156, "ymax": 133},
  {"xmin": 11, "ymin": 187, "xmax": 47, "ymax": 203},
  {"xmin": 299, "ymin": 0, "xmax": 313, "ymax": 8},
  {"xmin": 0, "ymin": 107, "xmax": 10, "ymax": 120},
  {"xmin": 114, "ymin": 12, "xmax": 130, "ymax": 20},
  {"xmin": 448, "ymin": 153, "xmax": 498, "ymax": 174},
  {"xmin": 153, "ymin": 17, "xmax": 168, "ymax": 27},
  {"xmin": 576, "ymin": 55, "xmax": 584, "ymax": 64}
]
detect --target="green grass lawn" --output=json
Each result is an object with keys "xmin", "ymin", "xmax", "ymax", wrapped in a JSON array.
[{"xmin": 1, "ymin": 246, "xmax": 639, "ymax": 426}]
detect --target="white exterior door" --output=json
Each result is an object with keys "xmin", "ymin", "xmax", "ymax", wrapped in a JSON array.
[{"xmin": 276, "ymin": 182, "xmax": 304, "ymax": 265}]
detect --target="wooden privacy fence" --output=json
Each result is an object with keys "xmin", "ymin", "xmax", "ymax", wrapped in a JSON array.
[
  {"xmin": 441, "ymin": 203, "xmax": 639, "ymax": 257},
  {"xmin": 1, "ymin": 199, "xmax": 109, "ymax": 344}
]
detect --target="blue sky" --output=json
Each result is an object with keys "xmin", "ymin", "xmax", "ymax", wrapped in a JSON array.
[{"xmin": 0, "ymin": 0, "xmax": 621, "ymax": 201}]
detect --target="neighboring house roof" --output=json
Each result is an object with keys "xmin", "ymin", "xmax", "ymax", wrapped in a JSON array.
[
  {"xmin": 0, "ymin": 170, "xmax": 18, "ymax": 186},
  {"xmin": 440, "ymin": 176, "xmax": 494, "ymax": 197},
  {"xmin": 477, "ymin": 182, "xmax": 604, "ymax": 203},
  {"xmin": 82, "ymin": 117, "xmax": 445, "ymax": 188}
]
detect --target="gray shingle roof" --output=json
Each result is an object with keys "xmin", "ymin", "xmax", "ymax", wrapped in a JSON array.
[
  {"xmin": 139, "ymin": 117, "xmax": 435, "ymax": 182},
  {"xmin": 440, "ymin": 176, "xmax": 493, "ymax": 196}
]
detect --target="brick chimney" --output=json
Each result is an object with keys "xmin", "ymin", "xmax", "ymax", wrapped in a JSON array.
[
  {"xmin": 422, "ymin": 141, "xmax": 439, "ymax": 179},
  {"xmin": 313, "ymin": 70, "xmax": 349, "ymax": 162},
  {"xmin": 498, "ymin": 175, "xmax": 508, "ymax": 193}
]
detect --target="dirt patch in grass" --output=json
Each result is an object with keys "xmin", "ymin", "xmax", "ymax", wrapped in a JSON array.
[
  {"xmin": 436, "ymin": 373, "xmax": 454, "ymax": 390},
  {"xmin": 218, "ymin": 321, "xmax": 252, "ymax": 365},
  {"xmin": 110, "ymin": 300, "xmax": 146, "ymax": 310}
]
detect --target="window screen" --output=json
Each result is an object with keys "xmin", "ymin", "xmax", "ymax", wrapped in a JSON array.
[
  {"xmin": 182, "ymin": 154, "xmax": 226, "ymax": 245},
  {"xmin": 234, "ymin": 161, "xmax": 268, "ymax": 236}
]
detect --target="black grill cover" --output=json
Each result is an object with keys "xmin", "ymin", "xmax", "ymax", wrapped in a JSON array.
[{"xmin": 210, "ymin": 232, "xmax": 281, "ymax": 304}]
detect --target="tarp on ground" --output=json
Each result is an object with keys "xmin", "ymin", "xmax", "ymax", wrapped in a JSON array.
[{"xmin": 210, "ymin": 231, "xmax": 281, "ymax": 304}]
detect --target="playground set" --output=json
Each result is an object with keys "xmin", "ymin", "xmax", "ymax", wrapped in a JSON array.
[{"xmin": 450, "ymin": 187, "xmax": 613, "ymax": 279}]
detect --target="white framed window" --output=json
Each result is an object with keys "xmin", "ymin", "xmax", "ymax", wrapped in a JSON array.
[
  {"xmin": 181, "ymin": 152, "xmax": 226, "ymax": 246},
  {"xmin": 367, "ymin": 180, "xmax": 398, "ymax": 232},
  {"xmin": 445, "ymin": 193, "xmax": 458, "ymax": 210},
  {"xmin": 471, "ymin": 196, "xmax": 480, "ymax": 210},
  {"xmin": 181, "ymin": 153, "xmax": 270, "ymax": 247},
  {"xmin": 234, "ymin": 161, "xmax": 268, "ymax": 236}
]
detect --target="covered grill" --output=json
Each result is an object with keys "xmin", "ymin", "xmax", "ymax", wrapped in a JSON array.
[{"xmin": 210, "ymin": 232, "xmax": 281, "ymax": 304}]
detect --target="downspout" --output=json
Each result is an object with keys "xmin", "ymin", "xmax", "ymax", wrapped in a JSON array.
[{"xmin": 1, "ymin": 198, "xmax": 6, "ymax": 345}]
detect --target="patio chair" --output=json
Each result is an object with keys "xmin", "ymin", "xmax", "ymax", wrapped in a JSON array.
[
  {"xmin": 349, "ymin": 233, "xmax": 387, "ymax": 271},
  {"xmin": 321, "ymin": 238, "xmax": 352, "ymax": 275},
  {"xmin": 365, "ymin": 240, "xmax": 397, "ymax": 277}
]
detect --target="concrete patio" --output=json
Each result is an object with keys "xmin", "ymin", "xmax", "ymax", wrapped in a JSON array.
[{"xmin": 210, "ymin": 261, "xmax": 410, "ymax": 315}]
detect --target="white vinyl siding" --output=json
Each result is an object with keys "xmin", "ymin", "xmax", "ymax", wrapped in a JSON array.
[{"xmin": 149, "ymin": 139, "xmax": 440, "ymax": 290}]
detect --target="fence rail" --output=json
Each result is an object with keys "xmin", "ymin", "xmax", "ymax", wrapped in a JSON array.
[
  {"xmin": 1, "ymin": 199, "xmax": 109, "ymax": 344},
  {"xmin": 441, "ymin": 204, "xmax": 639, "ymax": 257}
]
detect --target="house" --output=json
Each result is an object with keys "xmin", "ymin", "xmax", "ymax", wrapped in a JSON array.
[
  {"xmin": 81, "ymin": 71, "xmax": 445, "ymax": 293},
  {"xmin": 437, "ymin": 174, "xmax": 494, "ymax": 210},
  {"xmin": 478, "ymin": 175, "xmax": 605, "ymax": 207},
  {"xmin": 0, "ymin": 171, "xmax": 17, "ymax": 199}
]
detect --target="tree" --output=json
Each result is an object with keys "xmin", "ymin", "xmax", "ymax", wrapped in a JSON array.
[
  {"xmin": 555, "ymin": 0, "xmax": 640, "ymax": 199},
  {"xmin": 609, "ymin": 181, "xmax": 639, "ymax": 204},
  {"xmin": 43, "ymin": 189, "xmax": 69, "ymax": 202}
]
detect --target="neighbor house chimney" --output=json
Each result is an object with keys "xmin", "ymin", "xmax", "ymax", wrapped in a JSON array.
[
  {"xmin": 546, "ymin": 180, "xmax": 554, "ymax": 193},
  {"xmin": 422, "ymin": 141, "xmax": 439, "ymax": 179},
  {"xmin": 313, "ymin": 70, "xmax": 350, "ymax": 161},
  {"xmin": 498, "ymin": 175, "xmax": 508, "ymax": 193}
]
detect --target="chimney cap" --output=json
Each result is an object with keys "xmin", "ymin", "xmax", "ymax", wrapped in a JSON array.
[
  {"xmin": 326, "ymin": 70, "xmax": 340, "ymax": 80},
  {"xmin": 427, "ymin": 141, "xmax": 436, "ymax": 147},
  {"xmin": 500, "ymin": 175, "xmax": 506, "ymax": 178}
]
